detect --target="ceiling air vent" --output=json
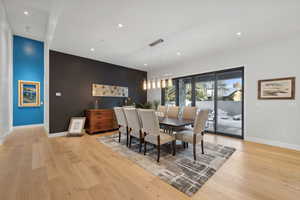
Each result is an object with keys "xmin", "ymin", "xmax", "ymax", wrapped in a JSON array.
[{"xmin": 149, "ymin": 38, "xmax": 164, "ymax": 47}]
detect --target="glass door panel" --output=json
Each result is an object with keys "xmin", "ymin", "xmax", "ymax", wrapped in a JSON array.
[
  {"xmin": 195, "ymin": 75, "xmax": 215, "ymax": 132},
  {"xmin": 163, "ymin": 67, "xmax": 244, "ymax": 138},
  {"xmin": 164, "ymin": 80, "xmax": 176, "ymax": 106},
  {"xmin": 216, "ymin": 70, "xmax": 243, "ymax": 137},
  {"xmin": 178, "ymin": 78, "xmax": 192, "ymax": 107}
]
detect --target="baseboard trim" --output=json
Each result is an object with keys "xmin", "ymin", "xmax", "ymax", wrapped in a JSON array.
[
  {"xmin": 13, "ymin": 124, "xmax": 44, "ymax": 129},
  {"xmin": 48, "ymin": 131, "xmax": 68, "ymax": 138},
  {"xmin": 245, "ymin": 136, "xmax": 300, "ymax": 151},
  {"xmin": 0, "ymin": 131, "xmax": 11, "ymax": 145}
]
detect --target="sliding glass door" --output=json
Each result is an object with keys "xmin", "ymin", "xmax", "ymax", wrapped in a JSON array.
[
  {"xmin": 195, "ymin": 75, "xmax": 215, "ymax": 132},
  {"xmin": 178, "ymin": 78, "xmax": 192, "ymax": 107},
  {"xmin": 216, "ymin": 70, "xmax": 243, "ymax": 137},
  {"xmin": 163, "ymin": 67, "xmax": 244, "ymax": 138},
  {"xmin": 163, "ymin": 80, "xmax": 176, "ymax": 106}
]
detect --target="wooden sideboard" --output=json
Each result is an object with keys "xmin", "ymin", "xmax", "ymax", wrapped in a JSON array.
[{"xmin": 85, "ymin": 109, "xmax": 118, "ymax": 134}]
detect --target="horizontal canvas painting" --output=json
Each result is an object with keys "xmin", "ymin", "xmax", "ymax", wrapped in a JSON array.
[
  {"xmin": 18, "ymin": 80, "xmax": 41, "ymax": 107},
  {"xmin": 258, "ymin": 77, "xmax": 295, "ymax": 99},
  {"xmin": 92, "ymin": 84, "xmax": 128, "ymax": 97}
]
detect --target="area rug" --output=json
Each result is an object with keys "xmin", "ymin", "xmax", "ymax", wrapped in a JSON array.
[{"xmin": 97, "ymin": 134, "xmax": 235, "ymax": 196}]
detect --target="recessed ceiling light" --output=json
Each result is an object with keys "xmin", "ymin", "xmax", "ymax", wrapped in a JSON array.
[
  {"xmin": 236, "ymin": 32, "xmax": 242, "ymax": 37},
  {"xmin": 118, "ymin": 24, "xmax": 124, "ymax": 28},
  {"xmin": 90, "ymin": 48, "xmax": 95, "ymax": 52},
  {"xmin": 144, "ymin": 64, "xmax": 148, "ymax": 66},
  {"xmin": 176, "ymin": 52, "xmax": 181, "ymax": 56},
  {"xmin": 24, "ymin": 11, "xmax": 29, "ymax": 15}
]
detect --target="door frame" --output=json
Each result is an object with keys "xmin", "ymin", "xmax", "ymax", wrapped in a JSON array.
[{"xmin": 163, "ymin": 66, "xmax": 244, "ymax": 139}]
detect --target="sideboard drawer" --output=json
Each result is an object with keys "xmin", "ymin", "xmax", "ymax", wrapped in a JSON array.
[{"xmin": 85, "ymin": 109, "xmax": 117, "ymax": 134}]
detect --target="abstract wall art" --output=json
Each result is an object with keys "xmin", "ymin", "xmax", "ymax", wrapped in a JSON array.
[{"xmin": 92, "ymin": 84, "xmax": 128, "ymax": 97}]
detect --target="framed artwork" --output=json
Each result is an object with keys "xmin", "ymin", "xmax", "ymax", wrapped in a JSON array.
[
  {"xmin": 68, "ymin": 117, "xmax": 86, "ymax": 135},
  {"xmin": 92, "ymin": 84, "xmax": 128, "ymax": 97},
  {"xmin": 18, "ymin": 80, "xmax": 41, "ymax": 107},
  {"xmin": 258, "ymin": 77, "xmax": 295, "ymax": 100}
]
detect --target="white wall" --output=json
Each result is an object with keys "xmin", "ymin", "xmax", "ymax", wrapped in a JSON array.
[
  {"xmin": 148, "ymin": 36, "xmax": 300, "ymax": 150},
  {"xmin": 44, "ymin": 42, "xmax": 50, "ymax": 133},
  {"xmin": 0, "ymin": 1, "xmax": 13, "ymax": 144}
]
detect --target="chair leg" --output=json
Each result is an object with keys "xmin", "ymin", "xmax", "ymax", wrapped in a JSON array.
[
  {"xmin": 144, "ymin": 142, "xmax": 147, "ymax": 155},
  {"xmin": 157, "ymin": 145, "xmax": 160, "ymax": 162},
  {"xmin": 201, "ymin": 140, "xmax": 204, "ymax": 154},
  {"xmin": 129, "ymin": 135, "xmax": 132, "ymax": 148},
  {"xmin": 126, "ymin": 127, "xmax": 129, "ymax": 147},
  {"xmin": 172, "ymin": 140, "xmax": 176, "ymax": 156},
  {"xmin": 139, "ymin": 138, "xmax": 142, "ymax": 153},
  {"xmin": 193, "ymin": 142, "xmax": 196, "ymax": 161},
  {"xmin": 118, "ymin": 131, "xmax": 121, "ymax": 143},
  {"xmin": 182, "ymin": 141, "xmax": 185, "ymax": 149},
  {"xmin": 139, "ymin": 131, "xmax": 143, "ymax": 153},
  {"xmin": 157, "ymin": 136, "xmax": 160, "ymax": 162},
  {"xmin": 193, "ymin": 134, "xmax": 197, "ymax": 161}
]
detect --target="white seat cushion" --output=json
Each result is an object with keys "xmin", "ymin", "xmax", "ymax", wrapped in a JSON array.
[
  {"xmin": 175, "ymin": 129, "xmax": 203, "ymax": 144},
  {"xmin": 145, "ymin": 132, "xmax": 175, "ymax": 145},
  {"xmin": 130, "ymin": 129, "xmax": 144, "ymax": 138}
]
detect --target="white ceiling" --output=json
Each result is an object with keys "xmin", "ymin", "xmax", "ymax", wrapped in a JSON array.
[{"xmin": 3, "ymin": 0, "xmax": 300, "ymax": 71}]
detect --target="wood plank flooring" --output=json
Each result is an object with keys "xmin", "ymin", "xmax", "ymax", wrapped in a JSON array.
[{"xmin": 0, "ymin": 127, "xmax": 299, "ymax": 200}]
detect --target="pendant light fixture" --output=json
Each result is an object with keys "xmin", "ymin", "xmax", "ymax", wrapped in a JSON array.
[
  {"xmin": 168, "ymin": 78, "xmax": 173, "ymax": 87},
  {"xmin": 143, "ymin": 80, "xmax": 147, "ymax": 90},
  {"xmin": 152, "ymin": 79, "xmax": 156, "ymax": 89},
  {"xmin": 162, "ymin": 79, "xmax": 166, "ymax": 88},
  {"xmin": 157, "ymin": 79, "xmax": 161, "ymax": 88}
]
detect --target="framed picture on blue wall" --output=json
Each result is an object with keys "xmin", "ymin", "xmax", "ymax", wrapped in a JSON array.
[{"xmin": 18, "ymin": 80, "xmax": 41, "ymax": 107}]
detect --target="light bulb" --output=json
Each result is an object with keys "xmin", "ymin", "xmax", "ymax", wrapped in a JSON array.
[
  {"xmin": 157, "ymin": 79, "xmax": 161, "ymax": 88},
  {"xmin": 143, "ymin": 80, "xmax": 147, "ymax": 90},
  {"xmin": 168, "ymin": 78, "xmax": 173, "ymax": 87},
  {"xmin": 152, "ymin": 80, "xmax": 156, "ymax": 89},
  {"xmin": 147, "ymin": 80, "xmax": 151, "ymax": 89},
  {"xmin": 162, "ymin": 79, "xmax": 166, "ymax": 88}
]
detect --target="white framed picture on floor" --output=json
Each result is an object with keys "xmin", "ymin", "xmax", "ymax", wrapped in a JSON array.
[{"xmin": 67, "ymin": 117, "xmax": 86, "ymax": 136}]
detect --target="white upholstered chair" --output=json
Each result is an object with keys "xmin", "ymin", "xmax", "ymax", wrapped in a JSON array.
[
  {"xmin": 138, "ymin": 109, "xmax": 176, "ymax": 162},
  {"xmin": 157, "ymin": 105, "xmax": 167, "ymax": 117},
  {"xmin": 182, "ymin": 106, "xmax": 197, "ymax": 121},
  {"xmin": 175, "ymin": 110, "xmax": 209, "ymax": 160},
  {"xmin": 123, "ymin": 108, "xmax": 144, "ymax": 152},
  {"xmin": 167, "ymin": 106, "xmax": 179, "ymax": 118},
  {"xmin": 113, "ymin": 107, "xmax": 129, "ymax": 146}
]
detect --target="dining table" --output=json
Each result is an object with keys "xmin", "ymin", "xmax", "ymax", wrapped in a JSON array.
[{"xmin": 158, "ymin": 117, "xmax": 194, "ymax": 134}]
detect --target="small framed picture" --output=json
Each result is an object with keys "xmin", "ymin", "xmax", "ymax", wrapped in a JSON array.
[
  {"xmin": 258, "ymin": 77, "xmax": 295, "ymax": 100},
  {"xmin": 18, "ymin": 80, "xmax": 41, "ymax": 107},
  {"xmin": 68, "ymin": 117, "xmax": 86, "ymax": 136}
]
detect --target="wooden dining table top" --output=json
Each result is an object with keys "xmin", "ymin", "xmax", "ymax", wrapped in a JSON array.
[{"xmin": 158, "ymin": 117, "xmax": 194, "ymax": 127}]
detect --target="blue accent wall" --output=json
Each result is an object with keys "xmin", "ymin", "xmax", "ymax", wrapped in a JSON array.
[{"xmin": 13, "ymin": 36, "xmax": 44, "ymax": 126}]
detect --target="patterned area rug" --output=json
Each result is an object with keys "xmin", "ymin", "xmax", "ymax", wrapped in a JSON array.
[{"xmin": 97, "ymin": 134, "xmax": 236, "ymax": 196}]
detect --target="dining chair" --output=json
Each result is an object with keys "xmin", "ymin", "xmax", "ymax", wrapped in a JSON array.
[
  {"xmin": 167, "ymin": 106, "xmax": 179, "ymax": 118},
  {"xmin": 113, "ymin": 107, "xmax": 129, "ymax": 146},
  {"xmin": 182, "ymin": 106, "xmax": 197, "ymax": 121},
  {"xmin": 138, "ymin": 109, "xmax": 176, "ymax": 162},
  {"xmin": 157, "ymin": 105, "xmax": 167, "ymax": 116},
  {"xmin": 123, "ymin": 108, "xmax": 144, "ymax": 152},
  {"xmin": 175, "ymin": 110, "xmax": 209, "ymax": 161}
]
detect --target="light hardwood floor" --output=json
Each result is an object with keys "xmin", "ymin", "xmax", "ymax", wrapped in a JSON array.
[{"xmin": 0, "ymin": 127, "xmax": 299, "ymax": 200}]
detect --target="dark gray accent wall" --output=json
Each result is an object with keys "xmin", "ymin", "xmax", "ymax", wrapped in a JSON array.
[{"xmin": 49, "ymin": 50, "xmax": 147, "ymax": 133}]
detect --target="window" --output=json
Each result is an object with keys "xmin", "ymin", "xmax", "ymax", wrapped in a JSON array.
[
  {"xmin": 162, "ymin": 81, "xmax": 176, "ymax": 106},
  {"xmin": 178, "ymin": 78, "xmax": 192, "ymax": 107},
  {"xmin": 161, "ymin": 67, "xmax": 244, "ymax": 138}
]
